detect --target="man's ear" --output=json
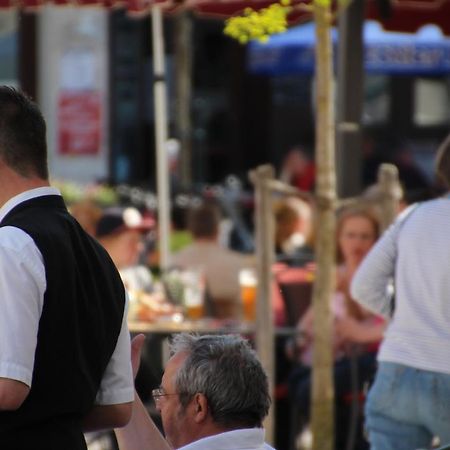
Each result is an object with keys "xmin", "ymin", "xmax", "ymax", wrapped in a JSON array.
[{"xmin": 192, "ymin": 393, "xmax": 208, "ymax": 423}]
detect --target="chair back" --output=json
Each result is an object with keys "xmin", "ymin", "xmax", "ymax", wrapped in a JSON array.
[{"xmin": 276, "ymin": 267, "xmax": 313, "ymax": 326}]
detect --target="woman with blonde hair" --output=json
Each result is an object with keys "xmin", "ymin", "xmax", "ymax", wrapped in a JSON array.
[{"xmin": 288, "ymin": 204, "xmax": 385, "ymax": 450}]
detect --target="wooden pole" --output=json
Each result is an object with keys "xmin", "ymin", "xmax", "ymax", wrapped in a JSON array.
[
  {"xmin": 336, "ymin": 0, "xmax": 365, "ymax": 197},
  {"xmin": 174, "ymin": 9, "xmax": 193, "ymax": 189},
  {"xmin": 311, "ymin": 3, "xmax": 336, "ymax": 450},
  {"xmin": 377, "ymin": 163, "xmax": 402, "ymax": 231},
  {"xmin": 152, "ymin": 6, "xmax": 171, "ymax": 270},
  {"xmin": 249, "ymin": 164, "xmax": 275, "ymax": 446}
]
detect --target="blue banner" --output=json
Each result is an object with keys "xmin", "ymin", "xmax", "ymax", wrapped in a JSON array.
[{"xmin": 247, "ymin": 21, "xmax": 450, "ymax": 76}]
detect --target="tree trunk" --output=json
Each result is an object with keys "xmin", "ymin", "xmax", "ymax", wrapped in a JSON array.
[
  {"xmin": 310, "ymin": 3, "xmax": 336, "ymax": 450},
  {"xmin": 377, "ymin": 163, "xmax": 402, "ymax": 231},
  {"xmin": 250, "ymin": 164, "xmax": 276, "ymax": 445}
]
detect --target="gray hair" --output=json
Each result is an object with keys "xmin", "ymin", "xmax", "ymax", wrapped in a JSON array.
[
  {"xmin": 169, "ymin": 333, "xmax": 271, "ymax": 429},
  {"xmin": 435, "ymin": 133, "xmax": 450, "ymax": 189}
]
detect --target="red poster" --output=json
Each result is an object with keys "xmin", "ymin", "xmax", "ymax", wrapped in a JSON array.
[{"xmin": 58, "ymin": 90, "xmax": 102, "ymax": 155}]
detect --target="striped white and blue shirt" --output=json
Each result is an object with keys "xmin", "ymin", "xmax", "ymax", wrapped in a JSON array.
[{"xmin": 351, "ymin": 197, "xmax": 450, "ymax": 375}]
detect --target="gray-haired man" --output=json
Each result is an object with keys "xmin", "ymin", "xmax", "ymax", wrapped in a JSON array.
[{"xmin": 115, "ymin": 333, "xmax": 274, "ymax": 450}]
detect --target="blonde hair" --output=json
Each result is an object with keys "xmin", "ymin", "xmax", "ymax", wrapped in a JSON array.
[
  {"xmin": 335, "ymin": 205, "xmax": 381, "ymax": 320},
  {"xmin": 273, "ymin": 196, "xmax": 312, "ymax": 248},
  {"xmin": 335, "ymin": 205, "xmax": 380, "ymax": 263}
]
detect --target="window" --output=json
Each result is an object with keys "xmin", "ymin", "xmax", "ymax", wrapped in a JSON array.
[
  {"xmin": 0, "ymin": 10, "xmax": 18, "ymax": 86},
  {"xmin": 413, "ymin": 77, "xmax": 450, "ymax": 126},
  {"xmin": 362, "ymin": 75, "xmax": 389, "ymax": 125}
]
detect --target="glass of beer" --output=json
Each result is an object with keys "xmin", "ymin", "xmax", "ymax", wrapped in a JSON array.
[
  {"xmin": 239, "ymin": 268, "xmax": 257, "ymax": 322},
  {"xmin": 182, "ymin": 269, "xmax": 205, "ymax": 320}
]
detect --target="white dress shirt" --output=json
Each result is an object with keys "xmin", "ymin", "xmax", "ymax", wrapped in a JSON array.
[
  {"xmin": 0, "ymin": 187, "xmax": 134, "ymax": 405},
  {"xmin": 178, "ymin": 428, "xmax": 275, "ymax": 450}
]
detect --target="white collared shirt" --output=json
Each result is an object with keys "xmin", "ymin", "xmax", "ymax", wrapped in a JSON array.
[
  {"xmin": 178, "ymin": 428, "xmax": 275, "ymax": 450},
  {"xmin": 0, "ymin": 187, "xmax": 134, "ymax": 405}
]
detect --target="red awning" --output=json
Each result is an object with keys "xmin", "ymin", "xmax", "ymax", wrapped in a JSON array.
[
  {"xmin": 0, "ymin": 0, "xmax": 449, "ymax": 35},
  {"xmin": 0, "ymin": 0, "xmax": 309, "ymax": 17},
  {"xmin": 0, "ymin": 0, "xmax": 165, "ymax": 14}
]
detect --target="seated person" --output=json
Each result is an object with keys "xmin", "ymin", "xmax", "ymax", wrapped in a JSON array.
[
  {"xmin": 96, "ymin": 206, "xmax": 175, "ymax": 406},
  {"xmin": 95, "ymin": 206, "xmax": 176, "ymax": 319},
  {"xmin": 279, "ymin": 146, "xmax": 316, "ymax": 192},
  {"xmin": 115, "ymin": 333, "xmax": 274, "ymax": 450},
  {"xmin": 96, "ymin": 206, "xmax": 154, "ymax": 289},
  {"xmin": 288, "ymin": 205, "xmax": 386, "ymax": 449},
  {"xmin": 171, "ymin": 201, "xmax": 254, "ymax": 320},
  {"xmin": 273, "ymin": 196, "xmax": 315, "ymax": 267}
]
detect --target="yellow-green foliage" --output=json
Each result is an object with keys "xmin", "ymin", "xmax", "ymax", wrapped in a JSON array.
[
  {"xmin": 51, "ymin": 179, "xmax": 118, "ymax": 207},
  {"xmin": 314, "ymin": 0, "xmax": 332, "ymax": 7},
  {"xmin": 224, "ymin": 0, "xmax": 292, "ymax": 44}
]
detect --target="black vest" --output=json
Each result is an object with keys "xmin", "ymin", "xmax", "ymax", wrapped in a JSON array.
[{"xmin": 0, "ymin": 195, "xmax": 126, "ymax": 450}]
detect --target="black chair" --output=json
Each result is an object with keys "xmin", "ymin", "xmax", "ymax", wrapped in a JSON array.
[
  {"xmin": 273, "ymin": 268, "xmax": 313, "ymax": 449},
  {"xmin": 276, "ymin": 268, "xmax": 313, "ymax": 327}
]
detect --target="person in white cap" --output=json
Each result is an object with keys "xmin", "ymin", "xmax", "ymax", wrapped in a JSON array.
[{"xmin": 96, "ymin": 206, "xmax": 155, "ymax": 294}]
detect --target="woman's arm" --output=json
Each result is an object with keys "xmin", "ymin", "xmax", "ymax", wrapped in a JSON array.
[
  {"xmin": 350, "ymin": 221, "xmax": 400, "ymax": 318},
  {"xmin": 335, "ymin": 316, "xmax": 386, "ymax": 344}
]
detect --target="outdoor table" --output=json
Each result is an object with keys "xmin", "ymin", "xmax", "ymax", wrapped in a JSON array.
[
  {"xmin": 128, "ymin": 317, "xmax": 256, "ymax": 335},
  {"xmin": 128, "ymin": 317, "xmax": 259, "ymax": 383},
  {"xmin": 128, "ymin": 317, "xmax": 296, "ymax": 337},
  {"xmin": 128, "ymin": 317, "xmax": 296, "ymax": 369}
]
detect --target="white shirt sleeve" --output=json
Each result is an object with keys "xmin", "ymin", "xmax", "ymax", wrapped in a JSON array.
[
  {"xmin": 94, "ymin": 292, "xmax": 134, "ymax": 405},
  {"xmin": 0, "ymin": 226, "xmax": 134, "ymax": 404},
  {"xmin": 0, "ymin": 227, "xmax": 46, "ymax": 387},
  {"xmin": 350, "ymin": 220, "xmax": 400, "ymax": 318}
]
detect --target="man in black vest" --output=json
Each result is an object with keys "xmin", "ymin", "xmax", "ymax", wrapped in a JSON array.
[{"xmin": 0, "ymin": 86, "xmax": 134, "ymax": 449}]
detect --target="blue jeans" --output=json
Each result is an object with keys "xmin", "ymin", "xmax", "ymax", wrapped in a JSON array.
[{"xmin": 365, "ymin": 362, "xmax": 450, "ymax": 450}]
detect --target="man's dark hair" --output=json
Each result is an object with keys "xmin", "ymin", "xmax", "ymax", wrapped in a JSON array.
[
  {"xmin": 187, "ymin": 202, "xmax": 221, "ymax": 239},
  {"xmin": 435, "ymin": 133, "xmax": 450, "ymax": 190},
  {"xmin": 0, "ymin": 86, "xmax": 48, "ymax": 179}
]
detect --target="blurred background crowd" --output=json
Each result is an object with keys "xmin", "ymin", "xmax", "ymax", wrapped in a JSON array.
[
  {"xmin": 70, "ymin": 143, "xmax": 448, "ymax": 450},
  {"xmin": 3, "ymin": 4, "xmax": 448, "ymax": 448}
]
